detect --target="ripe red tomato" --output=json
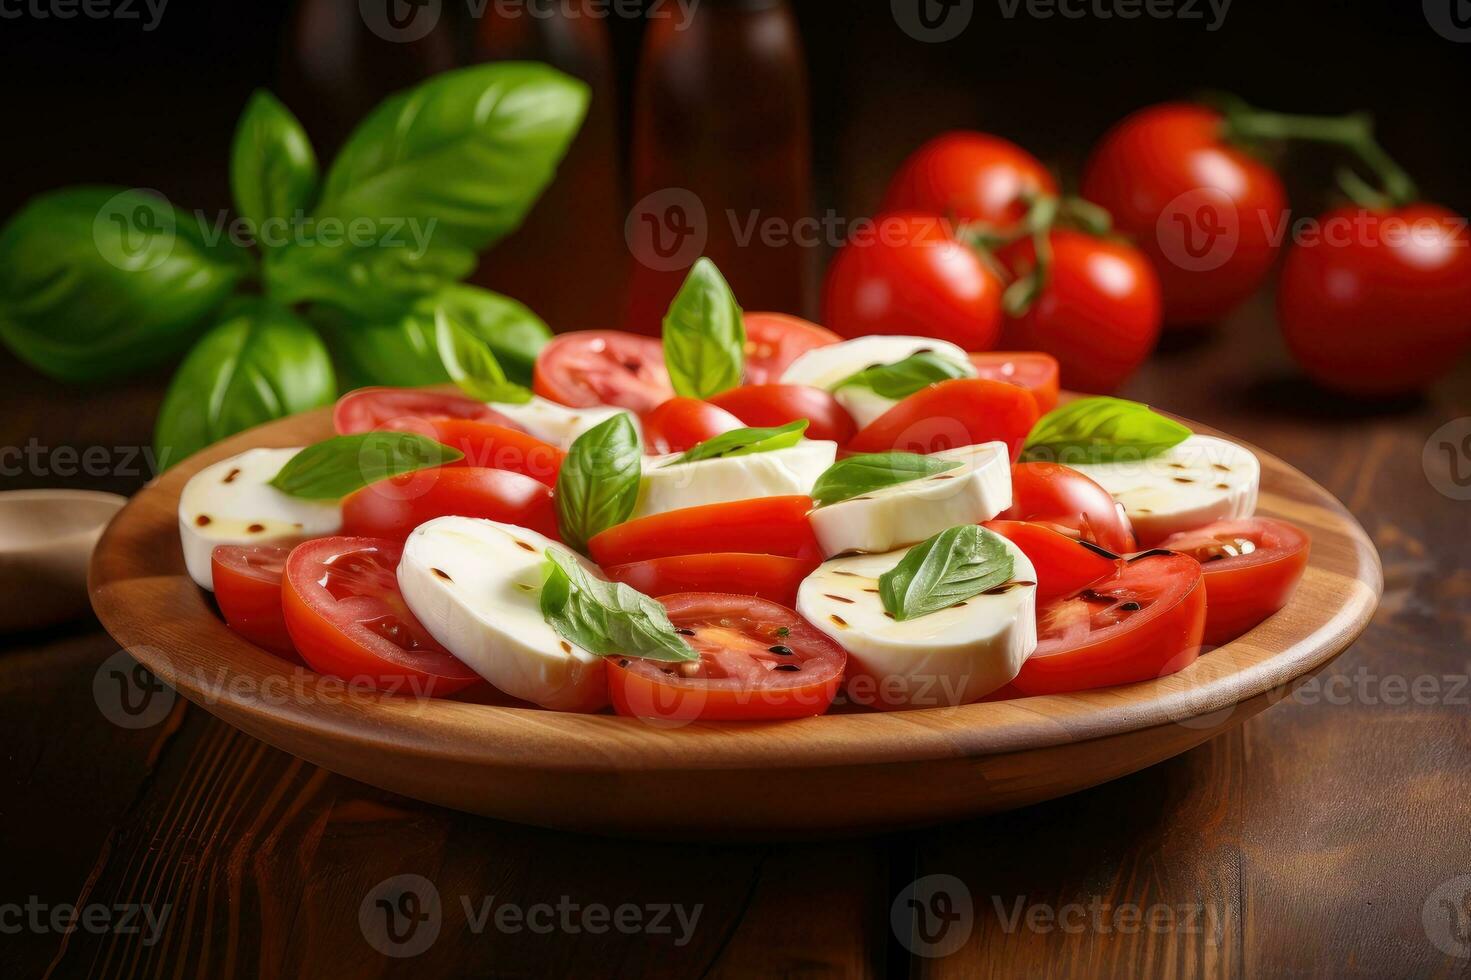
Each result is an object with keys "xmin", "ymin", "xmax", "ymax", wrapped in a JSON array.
[
  {"xmin": 333, "ymin": 387, "xmax": 519, "ymax": 436},
  {"xmin": 607, "ymin": 593, "xmax": 845, "ymax": 722},
  {"xmin": 282, "ymin": 537, "xmax": 481, "ymax": 696},
  {"xmin": 533, "ymin": 330, "xmax": 674, "ymax": 413},
  {"xmin": 882, "ymin": 131, "xmax": 1057, "ymax": 229},
  {"xmin": 707, "ymin": 384, "xmax": 857, "ymax": 444},
  {"xmin": 1081, "ymin": 103, "xmax": 1288, "ymax": 327},
  {"xmin": 382, "ymin": 417, "xmax": 564, "ymax": 486},
  {"xmin": 1159, "ymin": 517, "xmax": 1310, "ymax": 646},
  {"xmin": 822, "ymin": 211, "xmax": 1005, "ymax": 351},
  {"xmin": 641, "ymin": 397, "xmax": 743, "ymax": 455},
  {"xmin": 999, "ymin": 230, "xmax": 1162, "ymax": 393},
  {"xmin": 1000, "ymin": 462, "xmax": 1136, "ymax": 555},
  {"xmin": 602, "ymin": 553, "xmax": 819, "ymax": 608},
  {"xmin": 982, "ymin": 520, "xmax": 1120, "ymax": 601},
  {"xmin": 1011, "ymin": 552, "xmax": 1206, "ymax": 695},
  {"xmin": 743, "ymin": 313, "xmax": 841, "ymax": 384},
  {"xmin": 967, "ymin": 351, "xmax": 1060, "ymax": 413},
  {"xmin": 341, "ymin": 467, "xmax": 559, "ymax": 543},
  {"xmin": 587, "ymin": 496, "xmax": 821, "ymax": 566},
  {"xmin": 212, "ymin": 544, "xmax": 295, "ymax": 658},
  {"xmin": 1278, "ymin": 204, "xmax": 1471, "ymax": 395},
  {"xmin": 845, "ymin": 378, "xmax": 1039, "ymax": 460}
]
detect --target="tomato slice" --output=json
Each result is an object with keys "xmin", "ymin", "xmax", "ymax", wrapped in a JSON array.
[
  {"xmin": 602, "ymin": 553, "xmax": 819, "ymax": 608},
  {"xmin": 846, "ymin": 378, "xmax": 1039, "ymax": 460},
  {"xmin": 341, "ymin": 467, "xmax": 559, "ymax": 543},
  {"xmin": 588, "ymin": 496, "xmax": 821, "ymax": 566},
  {"xmin": 1000, "ymin": 462, "xmax": 1136, "ymax": 555},
  {"xmin": 1011, "ymin": 552, "xmax": 1206, "ymax": 695},
  {"xmin": 607, "ymin": 593, "xmax": 846, "ymax": 721},
  {"xmin": 282, "ymin": 537, "xmax": 481, "ymax": 696},
  {"xmin": 532, "ymin": 330, "xmax": 674, "ymax": 413},
  {"xmin": 382, "ymin": 416, "xmax": 564, "ymax": 487},
  {"xmin": 967, "ymin": 351, "xmax": 1061, "ymax": 414},
  {"xmin": 333, "ymin": 387, "xmax": 519, "ymax": 435},
  {"xmin": 212, "ymin": 544, "xmax": 296, "ymax": 658},
  {"xmin": 742, "ymin": 312, "xmax": 841, "ymax": 384},
  {"xmin": 1159, "ymin": 517, "xmax": 1310, "ymax": 646},
  {"xmin": 641, "ymin": 397, "xmax": 743, "ymax": 454},
  {"xmin": 707, "ymin": 384, "xmax": 857, "ymax": 444},
  {"xmin": 982, "ymin": 520, "xmax": 1120, "ymax": 601}
]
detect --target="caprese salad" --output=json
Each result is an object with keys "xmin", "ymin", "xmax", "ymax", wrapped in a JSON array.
[{"xmin": 177, "ymin": 259, "xmax": 1310, "ymax": 720}]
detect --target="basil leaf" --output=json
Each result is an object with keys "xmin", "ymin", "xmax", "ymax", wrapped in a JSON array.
[
  {"xmin": 230, "ymin": 90, "xmax": 317, "ymax": 248},
  {"xmin": 154, "ymin": 300, "xmax": 336, "ymax": 468},
  {"xmin": 433, "ymin": 283, "xmax": 550, "ymax": 384},
  {"xmin": 555, "ymin": 413, "xmax": 642, "ymax": 552},
  {"xmin": 434, "ymin": 307, "xmax": 532, "ymax": 403},
  {"xmin": 835, "ymin": 351, "xmax": 970, "ymax": 400},
  {"xmin": 669, "ymin": 420, "xmax": 809, "ymax": 466},
  {"xmin": 540, "ymin": 550, "xmax": 695, "ymax": 663},
  {"xmin": 1021, "ymin": 396, "xmax": 1191, "ymax": 464},
  {"xmin": 662, "ymin": 257, "xmax": 744, "ymax": 399},
  {"xmin": 270, "ymin": 431, "xmax": 462, "ymax": 500},
  {"xmin": 810, "ymin": 452, "xmax": 964, "ymax": 506},
  {"xmin": 0, "ymin": 186, "xmax": 246, "ymax": 381},
  {"xmin": 879, "ymin": 525, "xmax": 1015, "ymax": 622},
  {"xmin": 263, "ymin": 236, "xmax": 476, "ymax": 319}
]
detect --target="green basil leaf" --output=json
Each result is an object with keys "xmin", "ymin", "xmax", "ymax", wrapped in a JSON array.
[
  {"xmin": 230, "ymin": 90, "xmax": 317, "ymax": 248},
  {"xmin": 263, "ymin": 237, "xmax": 476, "ymax": 319},
  {"xmin": 154, "ymin": 300, "xmax": 336, "ymax": 468},
  {"xmin": 669, "ymin": 420, "xmax": 809, "ymax": 466},
  {"xmin": 432, "ymin": 283, "xmax": 549, "ymax": 384},
  {"xmin": 662, "ymin": 257, "xmax": 744, "ymax": 398},
  {"xmin": 1021, "ymin": 396, "xmax": 1191, "ymax": 464},
  {"xmin": 835, "ymin": 351, "xmax": 971, "ymax": 400},
  {"xmin": 879, "ymin": 525, "xmax": 1015, "ymax": 622},
  {"xmin": 810, "ymin": 452, "xmax": 964, "ymax": 506},
  {"xmin": 540, "ymin": 549, "xmax": 695, "ymax": 663},
  {"xmin": 555, "ymin": 413, "xmax": 642, "ymax": 552},
  {"xmin": 269, "ymin": 431, "xmax": 462, "ymax": 500},
  {"xmin": 434, "ymin": 307, "xmax": 532, "ymax": 403},
  {"xmin": 0, "ymin": 186, "xmax": 246, "ymax": 382}
]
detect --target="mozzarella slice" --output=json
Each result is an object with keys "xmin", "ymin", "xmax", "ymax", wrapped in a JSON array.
[
  {"xmin": 779, "ymin": 334, "xmax": 977, "ymax": 429},
  {"xmin": 397, "ymin": 516, "xmax": 608, "ymax": 712},
  {"xmin": 1067, "ymin": 435, "xmax": 1260, "ymax": 547},
  {"xmin": 178, "ymin": 448, "xmax": 342, "ymax": 591},
  {"xmin": 808, "ymin": 443, "xmax": 1012, "ymax": 557},
  {"xmin": 797, "ymin": 533, "xmax": 1037, "ymax": 710},
  {"xmin": 488, "ymin": 395, "xmax": 639, "ymax": 451},
  {"xmin": 634, "ymin": 441, "xmax": 837, "ymax": 519}
]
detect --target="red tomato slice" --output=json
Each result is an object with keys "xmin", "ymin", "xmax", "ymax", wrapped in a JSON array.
[
  {"xmin": 708, "ymin": 384, "xmax": 857, "ymax": 444},
  {"xmin": 846, "ymin": 378, "xmax": 1039, "ymax": 460},
  {"xmin": 341, "ymin": 467, "xmax": 559, "ymax": 543},
  {"xmin": 607, "ymin": 593, "xmax": 846, "ymax": 722},
  {"xmin": 602, "ymin": 553, "xmax": 819, "ymax": 608},
  {"xmin": 212, "ymin": 544, "xmax": 296, "ymax": 658},
  {"xmin": 742, "ymin": 312, "xmax": 841, "ymax": 384},
  {"xmin": 282, "ymin": 537, "xmax": 481, "ymax": 696},
  {"xmin": 382, "ymin": 416, "xmax": 564, "ymax": 487},
  {"xmin": 967, "ymin": 351, "xmax": 1061, "ymax": 413},
  {"xmin": 1158, "ymin": 517, "xmax": 1310, "ymax": 646},
  {"xmin": 333, "ymin": 387, "xmax": 520, "ymax": 435},
  {"xmin": 1000, "ymin": 462, "xmax": 1136, "ymax": 555},
  {"xmin": 532, "ymin": 330, "xmax": 673, "ymax": 413},
  {"xmin": 982, "ymin": 520, "xmax": 1120, "ymax": 601},
  {"xmin": 588, "ymin": 496, "xmax": 821, "ymax": 566},
  {"xmin": 1011, "ymin": 552, "xmax": 1206, "ymax": 695},
  {"xmin": 641, "ymin": 397, "xmax": 743, "ymax": 455}
]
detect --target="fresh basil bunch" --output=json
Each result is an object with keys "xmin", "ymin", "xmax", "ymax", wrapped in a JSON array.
[{"xmin": 0, "ymin": 63, "xmax": 589, "ymax": 466}]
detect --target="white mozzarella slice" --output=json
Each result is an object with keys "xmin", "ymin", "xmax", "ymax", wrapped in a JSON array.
[
  {"xmin": 808, "ymin": 443, "xmax": 1012, "ymax": 558},
  {"xmin": 1067, "ymin": 435, "xmax": 1260, "ymax": 547},
  {"xmin": 397, "ymin": 516, "xmax": 608, "ymax": 712},
  {"xmin": 488, "ymin": 395, "xmax": 639, "ymax": 451},
  {"xmin": 178, "ymin": 448, "xmax": 342, "ymax": 591},
  {"xmin": 797, "ymin": 533, "xmax": 1037, "ymax": 710},
  {"xmin": 634, "ymin": 441, "xmax": 838, "ymax": 519},
  {"xmin": 832, "ymin": 385, "xmax": 900, "ymax": 430},
  {"xmin": 779, "ymin": 334, "xmax": 976, "ymax": 391}
]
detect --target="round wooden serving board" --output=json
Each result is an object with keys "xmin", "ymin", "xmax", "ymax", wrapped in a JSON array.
[{"xmin": 90, "ymin": 399, "xmax": 1381, "ymax": 836}]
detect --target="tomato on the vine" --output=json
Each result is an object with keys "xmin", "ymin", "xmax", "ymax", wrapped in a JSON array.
[{"xmin": 882, "ymin": 131, "xmax": 1057, "ymax": 230}]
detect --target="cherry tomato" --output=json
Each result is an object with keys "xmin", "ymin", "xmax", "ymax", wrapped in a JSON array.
[
  {"xmin": 1278, "ymin": 204, "xmax": 1471, "ymax": 395},
  {"xmin": 341, "ymin": 467, "xmax": 559, "ymax": 543},
  {"xmin": 982, "ymin": 520, "xmax": 1120, "ymax": 601},
  {"xmin": 282, "ymin": 537, "xmax": 481, "ymax": 695},
  {"xmin": 882, "ymin": 131, "xmax": 1057, "ymax": 229},
  {"xmin": 333, "ymin": 387, "xmax": 519, "ymax": 436},
  {"xmin": 999, "ymin": 230, "xmax": 1162, "ymax": 393},
  {"xmin": 607, "ymin": 593, "xmax": 846, "ymax": 722},
  {"xmin": 1081, "ymin": 103, "xmax": 1288, "ymax": 327},
  {"xmin": 1000, "ymin": 462, "xmax": 1136, "ymax": 554},
  {"xmin": 641, "ymin": 397, "xmax": 743, "ymax": 455},
  {"xmin": 822, "ymin": 211, "xmax": 1005, "ymax": 351},
  {"xmin": 708, "ymin": 384, "xmax": 857, "ymax": 444},
  {"xmin": 603, "ymin": 553, "xmax": 818, "ymax": 608},
  {"xmin": 533, "ymin": 330, "xmax": 674, "ymax": 413},
  {"xmin": 1012, "ymin": 552, "xmax": 1206, "ymax": 695},
  {"xmin": 588, "ymin": 496, "xmax": 821, "ymax": 566},
  {"xmin": 967, "ymin": 351, "xmax": 1061, "ymax": 413},
  {"xmin": 845, "ymin": 378, "xmax": 1039, "ymax": 460},
  {"xmin": 382, "ymin": 417, "xmax": 564, "ymax": 487},
  {"xmin": 212, "ymin": 544, "xmax": 295, "ymax": 658},
  {"xmin": 743, "ymin": 312, "xmax": 841, "ymax": 384},
  {"xmin": 1159, "ymin": 517, "xmax": 1310, "ymax": 646}
]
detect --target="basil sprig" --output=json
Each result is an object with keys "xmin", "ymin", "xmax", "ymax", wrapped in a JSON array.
[
  {"xmin": 555, "ymin": 414, "xmax": 643, "ymax": 552},
  {"xmin": 810, "ymin": 452, "xmax": 963, "ymax": 507},
  {"xmin": 270, "ymin": 431, "xmax": 461, "ymax": 500},
  {"xmin": 434, "ymin": 307, "xmax": 532, "ymax": 404},
  {"xmin": 1021, "ymin": 396, "xmax": 1191, "ymax": 464},
  {"xmin": 834, "ymin": 351, "xmax": 970, "ymax": 400},
  {"xmin": 662, "ymin": 257, "xmax": 745, "ymax": 399},
  {"xmin": 879, "ymin": 525, "xmax": 1015, "ymax": 622},
  {"xmin": 668, "ymin": 420, "xmax": 809, "ymax": 466},
  {"xmin": 540, "ymin": 549, "xmax": 695, "ymax": 662}
]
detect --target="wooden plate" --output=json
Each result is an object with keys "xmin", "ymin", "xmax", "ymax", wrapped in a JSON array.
[{"xmin": 90, "ymin": 401, "xmax": 1381, "ymax": 836}]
